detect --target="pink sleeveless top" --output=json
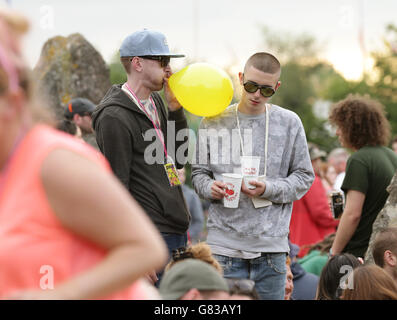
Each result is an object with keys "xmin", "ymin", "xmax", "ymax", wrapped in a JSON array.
[{"xmin": 0, "ymin": 125, "xmax": 151, "ymax": 299}]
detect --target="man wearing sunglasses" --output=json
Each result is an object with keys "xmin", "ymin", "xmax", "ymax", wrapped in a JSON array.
[
  {"xmin": 192, "ymin": 52, "xmax": 314, "ymax": 299},
  {"xmin": 92, "ymin": 29, "xmax": 190, "ymax": 285}
]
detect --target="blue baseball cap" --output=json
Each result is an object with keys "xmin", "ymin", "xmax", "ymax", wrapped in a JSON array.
[{"xmin": 119, "ymin": 29, "xmax": 185, "ymax": 58}]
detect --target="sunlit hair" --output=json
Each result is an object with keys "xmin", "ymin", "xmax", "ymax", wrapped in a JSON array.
[
  {"xmin": 372, "ymin": 227, "xmax": 397, "ymax": 268},
  {"xmin": 329, "ymin": 94, "xmax": 391, "ymax": 150},
  {"xmin": 341, "ymin": 265, "xmax": 397, "ymax": 300},
  {"xmin": 244, "ymin": 52, "xmax": 281, "ymax": 75},
  {"xmin": 165, "ymin": 242, "xmax": 223, "ymax": 275}
]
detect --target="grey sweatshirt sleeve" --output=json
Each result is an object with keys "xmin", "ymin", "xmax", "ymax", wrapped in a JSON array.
[
  {"xmin": 261, "ymin": 119, "xmax": 314, "ymax": 204},
  {"xmin": 191, "ymin": 119, "xmax": 216, "ymax": 200}
]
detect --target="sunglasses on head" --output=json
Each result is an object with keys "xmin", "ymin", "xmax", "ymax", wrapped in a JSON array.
[
  {"xmin": 139, "ymin": 55, "xmax": 171, "ymax": 68},
  {"xmin": 243, "ymin": 77, "xmax": 276, "ymax": 98}
]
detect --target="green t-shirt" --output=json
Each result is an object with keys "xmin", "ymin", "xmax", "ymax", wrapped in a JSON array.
[
  {"xmin": 341, "ymin": 146, "xmax": 397, "ymax": 257},
  {"xmin": 298, "ymin": 250, "xmax": 328, "ymax": 276}
]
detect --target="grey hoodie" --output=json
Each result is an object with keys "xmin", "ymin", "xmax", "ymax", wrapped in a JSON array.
[{"xmin": 191, "ymin": 104, "xmax": 314, "ymax": 254}]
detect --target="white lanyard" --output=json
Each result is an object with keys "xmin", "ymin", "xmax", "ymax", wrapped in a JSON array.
[{"xmin": 235, "ymin": 104, "xmax": 269, "ymax": 177}]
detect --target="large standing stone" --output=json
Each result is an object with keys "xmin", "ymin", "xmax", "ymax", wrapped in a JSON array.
[
  {"xmin": 365, "ymin": 172, "xmax": 397, "ymax": 263},
  {"xmin": 33, "ymin": 33, "xmax": 110, "ymax": 120}
]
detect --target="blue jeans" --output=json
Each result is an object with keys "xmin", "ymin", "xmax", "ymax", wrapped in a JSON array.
[
  {"xmin": 213, "ymin": 253, "xmax": 287, "ymax": 300},
  {"xmin": 155, "ymin": 232, "xmax": 187, "ymax": 287}
]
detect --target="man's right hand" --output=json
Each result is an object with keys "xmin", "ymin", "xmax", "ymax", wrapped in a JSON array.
[{"xmin": 211, "ymin": 181, "xmax": 227, "ymax": 200}]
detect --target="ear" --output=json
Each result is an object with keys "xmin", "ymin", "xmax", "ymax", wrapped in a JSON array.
[
  {"xmin": 73, "ymin": 113, "xmax": 80, "ymax": 124},
  {"xmin": 180, "ymin": 288, "xmax": 201, "ymax": 300},
  {"xmin": 238, "ymin": 72, "xmax": 244, "ymax": 85},
  {"xmin": 384, "ymin": 250, "xmax": 397, "ymax": 267},
  {"xmin": 275, "ymin": 81, "xmax": 281, "ymax": 90},
  {"xmin": 131, "ymin": 57, "xmax": 143, "ymax": 72}
]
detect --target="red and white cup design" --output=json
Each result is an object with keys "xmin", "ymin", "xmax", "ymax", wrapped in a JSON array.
[
  {"xmin": 241, "ymin": 156, "xmax": 261, "ymax": 190},
  {"xmin": 222, "ymin": 173, "xmax": 243, "ymax": 208}
]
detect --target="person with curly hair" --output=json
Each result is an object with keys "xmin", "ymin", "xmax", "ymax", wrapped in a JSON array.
[{"xmin": 328, "ymin": 94, "xmax": 397, "ymax": 258}]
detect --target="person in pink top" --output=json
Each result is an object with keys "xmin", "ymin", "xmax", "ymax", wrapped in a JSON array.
[{"xmin": 0, "ymin": 8, "xmax": 167, "ymax": 300}]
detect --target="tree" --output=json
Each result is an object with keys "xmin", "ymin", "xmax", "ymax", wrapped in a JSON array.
[
  {"xmin": 260, "ymin": 26, "xmax": 341, "ymax": 151},
  {"xmin": 368, "ymin": 24, "xmax": 397, "ymax": 138}
]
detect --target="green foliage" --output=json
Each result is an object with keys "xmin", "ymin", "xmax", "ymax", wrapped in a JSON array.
[
  {"xmin": 109, "ymin": 52, "xmax": 127, "ymax": 85},
  {"xmin": 366, "ymin": 25, "xmax": 397, "ymax": 137},
  {"xmin": 260, "ymin": 27, "xmax": 342, "ymax": 151},
  {"xmin": 260, "ymin": 24, "xmax": 397, "ymax": 151}
]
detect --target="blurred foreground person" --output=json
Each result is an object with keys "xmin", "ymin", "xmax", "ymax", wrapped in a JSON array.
[{"xmin": 0, "ymin": 8, "xmax": 167, "ymax": 299}]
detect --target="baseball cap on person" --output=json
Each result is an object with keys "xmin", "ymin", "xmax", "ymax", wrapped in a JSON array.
[
  {"xmin": 119, "ymin": 29, "xmax": 185, "ymax": 58},
  {"xmin": 64, "ymin": 97, "xmax": 96, "ymax": 119},
  {"xmin": 159, "ymin": 259, "xmax": 229, "ymax": 300}
]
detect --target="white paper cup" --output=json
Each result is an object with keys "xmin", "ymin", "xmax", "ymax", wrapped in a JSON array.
[
  {"xmin": 241, "ymin": 156, "xmax": 261, "ymax": 189},
  {"xmin": 221, "ymin": 173, "xmax": 243, "ymax": 208}
]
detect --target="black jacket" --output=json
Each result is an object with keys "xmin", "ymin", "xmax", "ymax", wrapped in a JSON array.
[{"xmin": 92, "ymin": 85, "xmax": 190, "ymax": 234}]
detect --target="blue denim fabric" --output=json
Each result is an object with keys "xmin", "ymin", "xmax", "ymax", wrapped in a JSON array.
[
  {"xmin": 155, "ymin": 232, "xmax": 187, "ymax": 287},
  {"xmin": 213, "ymin": 253, "xmax": 287, "ymax": 300}
]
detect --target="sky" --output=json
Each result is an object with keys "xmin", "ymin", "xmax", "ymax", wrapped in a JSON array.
[{"xmin": 4, "ymin": 0, "xmax": 397, "ymax": 80}]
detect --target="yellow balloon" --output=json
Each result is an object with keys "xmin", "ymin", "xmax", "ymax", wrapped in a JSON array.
[{"xmin": 169, "ymin": 63, "xmax": 234, "ymax": 117}]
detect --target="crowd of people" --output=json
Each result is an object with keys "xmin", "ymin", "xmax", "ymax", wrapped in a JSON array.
[{"xmin": 1, "ymin": 7, "xmax": 397, "ymax": 301}]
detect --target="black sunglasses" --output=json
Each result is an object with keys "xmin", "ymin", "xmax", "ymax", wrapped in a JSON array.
[
  {"xmin": 139, "ymin": 55, "xmax": 171, "ymax": 68},
  {"xmin": 243, "ymin": 77, "xmax": 276, "ymax": 98}
]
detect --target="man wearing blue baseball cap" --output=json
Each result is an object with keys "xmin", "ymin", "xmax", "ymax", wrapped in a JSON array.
[{"xmin": 92, "ymin": 29, "xmax": 190, "ymax": 286}]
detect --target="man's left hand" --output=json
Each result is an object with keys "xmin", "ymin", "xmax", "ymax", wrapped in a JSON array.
[
  {"xmin": 163, "ymin": 72, "xmax": 182, "ymax": 111},
  {"xmin": 241, "ymin": 180, "xmax": 266, "ymax": 198}
]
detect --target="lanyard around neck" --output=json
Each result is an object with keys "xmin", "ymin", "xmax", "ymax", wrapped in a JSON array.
[
  {"xmin": 235, "ymin": 104, "xmax": 269, "ymax": 177},
  {"xmin": 124, "ymin": 83, "xmax": 168, "ymax": 158}
]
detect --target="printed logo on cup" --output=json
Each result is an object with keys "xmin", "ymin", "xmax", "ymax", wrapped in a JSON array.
[
  {"xmin": 222, "ymin": 173, "xmax": 243, "ymax": 208},
  {"xmin": 224, "ymin": 182, "xmax": 238, "ymax": 202},
  {"xmin": 243, "ymin": 167, "xmax": 258, "ymax": 175}
]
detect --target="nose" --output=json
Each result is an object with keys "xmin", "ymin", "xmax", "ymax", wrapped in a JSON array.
[
  {"xmin": 164, "ymin": 65, "xmax": 172, "ymax": 77},
  {"xmin": 253, "ymin": 88, "xmax": 261, "ymax": 98}
]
